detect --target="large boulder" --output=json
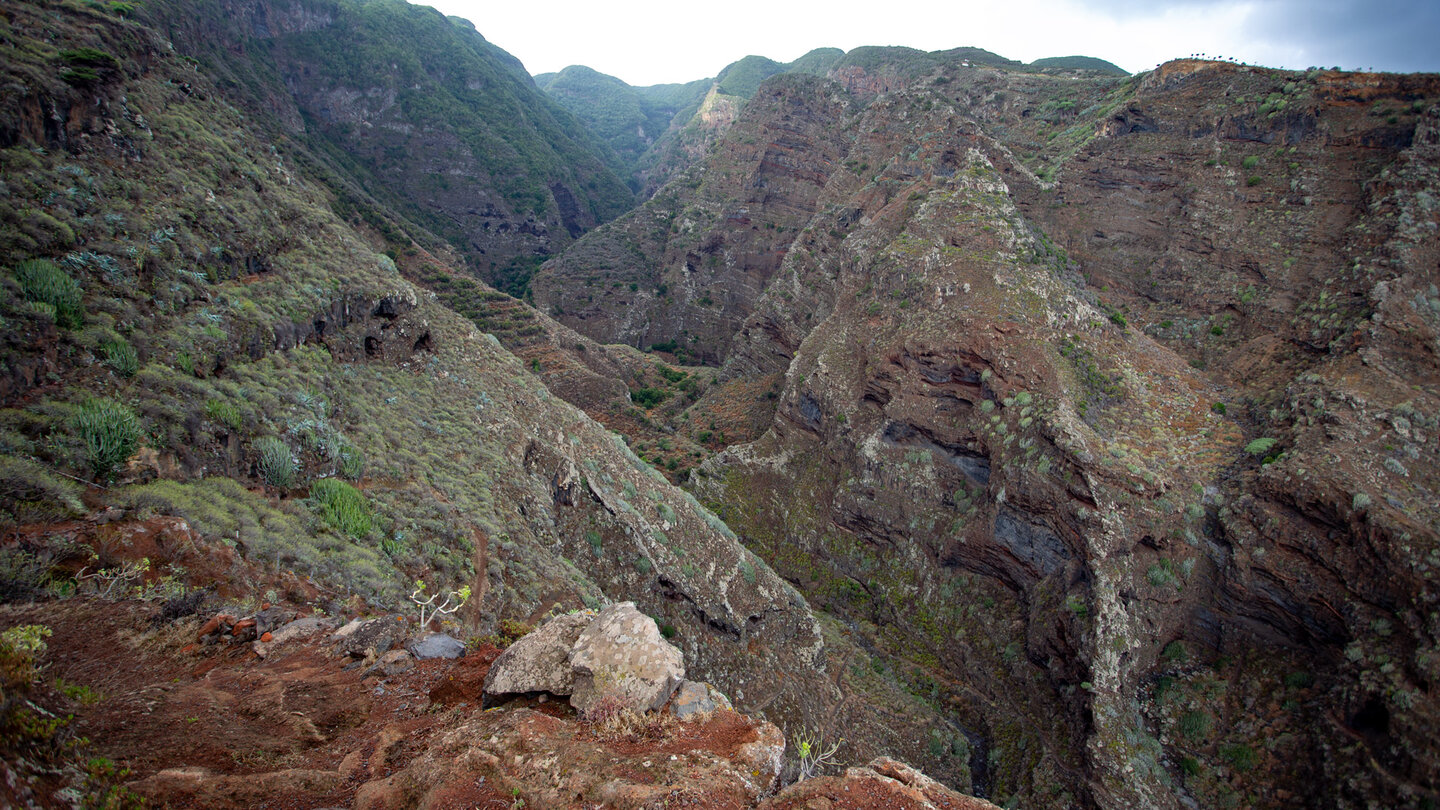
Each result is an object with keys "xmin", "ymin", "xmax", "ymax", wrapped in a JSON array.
[
  {"xmin": 569, "ymin": 601, "xmax": 685, "ymax": 715},
  {"xmin": 481, "ymin": 610, "xmax": 594, "ymax": 697}
]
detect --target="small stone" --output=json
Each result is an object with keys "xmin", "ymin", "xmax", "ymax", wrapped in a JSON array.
[
  {"xmin": 667, "ymin": 680, "xmax": 732, "ymax": 719},
  {"xmin": 230, "ymin": 618, "xmax": 258, "ymax": 641},
  {"xmin": 259, "ymin": 632, "xmax": 273, "ymax": 642},
  {"xmin": 366, "ymin": 649, "xmax": 414, "ymax": 678},
  {"xmin": 196, "ymin": 613, "xmax": 234, "ymax": 641}
]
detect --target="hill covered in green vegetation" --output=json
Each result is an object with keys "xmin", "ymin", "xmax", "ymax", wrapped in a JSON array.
[{"xmin": 144, "ymin": 0, "xmax": 634, "ymax": 296}]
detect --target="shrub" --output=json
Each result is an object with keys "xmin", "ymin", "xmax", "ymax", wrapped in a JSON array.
[
  {"xmin": 253, "ymin": 436, "xmax": 294, "ymax": 488},
  {"xmin": 101, "ymin": 339, "xmax": 138, "ymax": 378},
  {"xmin": 71, "ymin": 398, "xmax": 140, "ymax": 481},
  {"xmin": 631, "ymin": 387, "xmax": 669, "ymax": 408},
  {"xmin": 58, "ymin": 48, "xmax": 118, "ymax": 69},
  {"xmin": 1244, "ymin": 437, "xmax": 1277, "ymax": 456},
  {"xmin": 1220, "ymin": 743, "xmax": 1258, "ymax": 772},
  {"xmin": 0, "ymin": 624, "xmax": 66, "ymax": 754},
  {"xmin": 13, "ymin": 259, "xmax": 83, "ymax": 328},
  {"xmin": 0, "ymin": 455, "xmax": 85, "ymax": 522},
  {"xmin": 309, "ymin": 478, "xmax": 372, "ymax": 538},
  {"xmin": 337, "ymin": 444, "xmax": 365, "ymax": 480},
  {"xmin": 204, "ymin": 399, "xmax": 243, "ymax": 432},
  {"xmin": 1178, "ymin": 710, "xmax": 1211, "ymax": 740},
  {"xmin": 1161, "ymin": 640, "xmax": 1188, "ymax": 665}
]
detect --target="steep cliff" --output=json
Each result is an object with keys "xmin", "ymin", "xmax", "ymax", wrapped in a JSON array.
[
  {"xmin": 0, "ymin": 1, "xmax": 854, "ymax": 799},
  {"xmin": 675, "ymin": 57, "xmax": 1440, "ymax": 809}
]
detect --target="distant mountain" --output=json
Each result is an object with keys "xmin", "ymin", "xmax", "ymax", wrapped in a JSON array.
[
  {"xmin": 535, "ymin": 66, "xmax": 709, "ymax": 191},
  {"xmin": 536, "ymin": 45, "xmax": 1124, "ymax": 196},
  {"xmin": 1029, "ymin": 55, "xmax": 1130, "ymax": 75}
]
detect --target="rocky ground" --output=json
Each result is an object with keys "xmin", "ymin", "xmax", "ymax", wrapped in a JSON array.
[{"xmin": 0, "ymin": 595, "xmax": 998, "ymax": 810}]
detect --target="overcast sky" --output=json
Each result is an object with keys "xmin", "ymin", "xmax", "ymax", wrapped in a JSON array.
[{"xmin": 423, "ymin": 0, "xmax": 1440, "ymax": 86}]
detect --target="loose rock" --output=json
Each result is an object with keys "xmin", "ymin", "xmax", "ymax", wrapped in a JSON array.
[
  {"xmin": 569, "ymin": 602, "xmax": 684, "ymax": 715},
  {"xmin": 482, "ymin": 610, "xmax": 593, "ymax": 697}
]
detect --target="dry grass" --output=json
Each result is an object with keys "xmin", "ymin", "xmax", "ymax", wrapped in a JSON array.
[{"xmin": 585, "ymin": 694, "xmax": 678, "ymax": 743}]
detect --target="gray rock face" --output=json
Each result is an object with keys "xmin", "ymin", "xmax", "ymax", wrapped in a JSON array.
[
  {"xmin": 667, "ymin": 679, "xmax": 732, "ymax": 718},
  {"xmin": 482, "ymin": 610, "xmax": 594, "ymax": 696},
  {"xmin": 569, "ymin": 602, "xmax": 685, "ymax": 715},
  {"xmin": 406, "ymin": 633, "xmax": 466, "ymax": 660}
]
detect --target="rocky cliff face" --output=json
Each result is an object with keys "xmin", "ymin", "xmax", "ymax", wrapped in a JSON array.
[
  {"xmin": 652, "ymin": 58, "xmax": 1440, "ymax": 809},
  {"xmin": 531, "ymin": 75, "xmax": 856, "ymax": 364}
]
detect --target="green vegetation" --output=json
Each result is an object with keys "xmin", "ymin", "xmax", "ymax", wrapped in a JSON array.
[
  {"xmin": 12, "ymin": 259, "xmax": 83, "ymax": 328},
  {"xmin": 1028, "ymin": 56, "xmax": 1129, "ymax": 76},
  {"xmin": 254, "ymin": 436, "xmax": 295, "ymax": 489},
  {"xmin": 308, "ymin": 478, "xmax": 372, "ymax": 539},
  {"xmin": 1244, "ymin": 437, "xmax": 1277, "ymax": 456},
  {"xmin": 0, "ymin": 625, "xmax": 64, "ymax": 753},
  {"xmin": 71, "ymin": 398, "xmax": 140, "ymax": 481},
  {"xmin": 1220, "ymin": 743, "xmax": 1258, "ymax": 772},
  {"xmin": 631, "ymin": 387, "xmax": 670, "ymax": 408},
  {"xmin": 1178, "ymin": 710, "xmax": 1211, "ymax": 740},
  {"xmin": 101, "ymin": 339, "xmax": 138, "ymax": 377}
]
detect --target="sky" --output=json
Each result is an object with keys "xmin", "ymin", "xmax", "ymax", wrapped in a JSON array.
[{"xmin": 422, "ymin": 0, "xmax": 1440, "ymax": 86}]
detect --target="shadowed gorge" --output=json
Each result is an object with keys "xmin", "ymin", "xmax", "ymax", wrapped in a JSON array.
[{"xmin": 0, "ymin": 1, "xmax": 1437, "ymax": 808}]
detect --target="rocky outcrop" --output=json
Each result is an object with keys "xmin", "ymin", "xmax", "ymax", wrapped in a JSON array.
[
  {"xmin": 482, "ymin": 609, "xmax": 593, "ymax": 696},
  {"xmin": 764, "ymin": 757, "xmax": 1004, "ymax": 809},
  {"xmin": 669, "ymin": 56, "xmax": 1440, "ymax": 810},
  {"xmin": 569, "ymin": 602, "xmax": 685, "ymax": 713},
  {"xmin": 483, "ymin": 603, "xmax": 685, "ymax": 714}
]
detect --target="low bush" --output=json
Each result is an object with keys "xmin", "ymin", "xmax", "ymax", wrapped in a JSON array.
[
  {"xmin": 71, "ymin": 398, "xmax": 139, "ymax": 481},
  {"xmin": 308, "ymin": 478, "xmax": 371, "ymax": 538},
  {"xmin": 253, "ymin": 436, "xmax": 294, "ymax": 488},
  {"xmin": 13, "ymin": 259, "xmax": 83, "ymax": 328},
  {"xmin": 101, "ymin": 339, "xmax": 138, "ymax": 378}
]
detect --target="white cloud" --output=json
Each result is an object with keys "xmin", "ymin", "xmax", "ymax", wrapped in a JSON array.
[{"xmin": 422, "ymin": 0, "xmax": 1437, "ymax": 85}]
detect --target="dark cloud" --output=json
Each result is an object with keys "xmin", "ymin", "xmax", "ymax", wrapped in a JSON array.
[
  {"xmin": 1244, "ymin": 0, "xmax": 1440, "ymax": 72},
  {"xmin": 1082, "ymin": 0, "xmax": 1440, "ymax": 72}
]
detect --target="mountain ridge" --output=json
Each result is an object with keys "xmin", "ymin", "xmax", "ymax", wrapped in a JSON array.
[{"xmin": 1, "ymin": 1, "xmax": 1438, "ymax": 808}]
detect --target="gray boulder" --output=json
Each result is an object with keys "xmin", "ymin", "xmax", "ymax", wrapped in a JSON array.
[
  {"xmin": 332, "ymin": 617, "xmax": 404, "ymax": 660},
  {"xmin": 406, "ymin": 632, "xmax": 466, "ymax": 660},
  {"xmin": 482, "ymin": 610, "xmax": 594, "ymax": 697},
  {"xmin": 569, "ymin": 602, "xmax": 685, "ymax": 715}
]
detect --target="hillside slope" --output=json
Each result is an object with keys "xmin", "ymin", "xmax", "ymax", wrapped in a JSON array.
[
  {"xmin": 0, "ymin": 1, "xmax": 884, "ymax": 801},
  {"xmin": 142, "ymin": 0, "xmax": 635, "ymax": 296},
  {"xmin": 536, "ymin": 49, "xmax": 1440, "ymax": 809}
]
